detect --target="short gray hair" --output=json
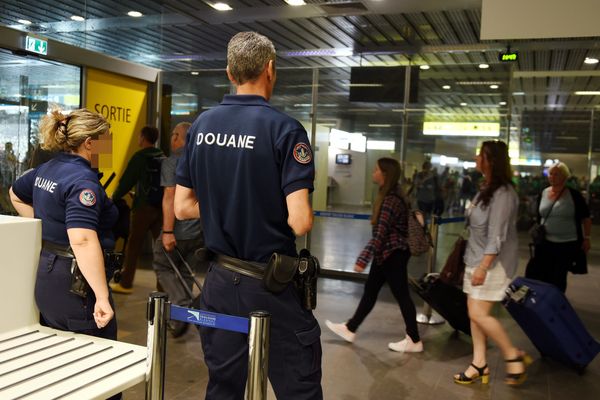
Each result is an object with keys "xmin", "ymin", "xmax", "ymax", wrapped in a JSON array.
[
  {"xmin": 227, "ymin": 32, "xmax": 276, "ymax": 85},
  {"xmin": 549, "ymin": 162, "xmax": 571, "ymax": 178}
]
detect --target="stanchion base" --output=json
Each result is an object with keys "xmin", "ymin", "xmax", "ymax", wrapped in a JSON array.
[{"xmin": 416, "ymin": 312, "xmax": 446, "ymax": 325}]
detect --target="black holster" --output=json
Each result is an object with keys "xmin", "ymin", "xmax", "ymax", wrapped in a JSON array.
[
  {"xmin": 263, "ymin": 249, "xmax": 320, "ymax": 310},
  {"xmin": 70, "ymin": 251, "xmax": 123, "ymax": 298}
]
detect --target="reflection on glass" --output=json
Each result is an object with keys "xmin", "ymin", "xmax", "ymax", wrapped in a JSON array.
[{"xmin": 0, "ymin": 49, "xmax": 80, "ymax": 214}]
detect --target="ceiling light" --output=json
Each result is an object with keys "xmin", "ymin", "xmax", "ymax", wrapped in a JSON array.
[
  {"xmin": 210, "ymin": 2, "xmax": 233, "ymax": 11},
  {"xmin": 584, "ymin": 57, "xmax": 599, "ymax": 65},
  {"xmin": 460, "ymin": 102, "xmax": 468, "ymax": 106},
  {"xmin": 420, "ymin": 65, "xmax": 430, "ymax": 70},
  {"xmin": 368, "ymin": 124, "xmax": 392, "ymax": 128},
  {"xmin": 190, "ymin": 71, "xmax": 199, "ymax": 75},
  {"xmin": 478, "ymin": 63, "xmax": 490, "ymax": 69},
  {"xmin": 456, "ymin": 81, "xmax": 501, "ymax": 86},
  {"xmin": 285, "ymin": 0, "xmax": 306, "ymax": 5},
  {"xmin": 575, "ymin": 91, "xmax": 600, "ymax": 95},
  {"xmin": 71, "ymin": 15, "xmax": 85, "ymax": 22},
  {"xmin": 513, "ymin": 92, "xmax": 525, "ymax": 95},
  {"xmin": 490, "ymin": 84, "xmax": 499, "ymax": 89},
  {"xmin": 17, "ymin": 19, "xmax": 32, "ymax": 25},
  {"xmin": 499, "ymin": 101, "xmax": 507, "ymax": 105},
  {"xmin": 127, "ymin": 11, "xmax": 143, "ymax": 17},
  {"xmin": 442, "ymin": 85, "xmax": 451, "ymax": 90}
]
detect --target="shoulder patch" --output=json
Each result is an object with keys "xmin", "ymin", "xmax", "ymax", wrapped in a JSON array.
[
  {"xmin": 293, "ymin": 142, "xmax": 312, "ymax": 164},
  {"xmin": 79, "ymin": 189, "xmax": 97, "ymax": 207}
]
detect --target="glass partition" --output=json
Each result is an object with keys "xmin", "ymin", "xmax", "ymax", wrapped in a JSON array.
[{"xmin": 0, "ymin": 49, "xmax": 80, "ymax": 214}]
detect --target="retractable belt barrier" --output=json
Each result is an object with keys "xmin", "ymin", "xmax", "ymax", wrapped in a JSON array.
[
  {"xmin": 416, "ymin": 215, "xmax": 466, "ymax": 325},
  {"xmin": 146, "ymin": 293, "xmax": 271, "ymax": 400},
  {"xmin": 313, "ymin": 211, "xmax": 371, "ymax": 220}
]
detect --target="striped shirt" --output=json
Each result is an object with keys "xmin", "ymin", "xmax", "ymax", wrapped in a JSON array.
[{"xmin": 356, "ymin": 192, "xmax": 409, "ymax": 268}]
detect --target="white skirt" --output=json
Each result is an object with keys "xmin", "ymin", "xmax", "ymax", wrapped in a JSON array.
[{"xmin": 463, "ymin": 264, "xmax": 512, "ymax": 302}]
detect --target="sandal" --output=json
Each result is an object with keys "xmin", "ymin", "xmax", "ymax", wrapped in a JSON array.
[
  {"xmin": 454, "ymin": 363, "xmax": 490, "ymax": 385},
  {"xmin": 504, "ymin": 352, "xmax": 533, "ymax": 386}
]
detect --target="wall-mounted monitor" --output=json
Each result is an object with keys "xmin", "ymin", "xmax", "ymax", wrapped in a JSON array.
[
  {"xmin": 349, "ymin": 66, "xmax": 419, "ymax": 103},
  {"xmin": 336, "ymin": 154, "xmax": 352, "ymax": 165}
]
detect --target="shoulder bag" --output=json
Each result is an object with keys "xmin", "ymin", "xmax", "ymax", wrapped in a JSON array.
[{"xmin": 529, "ymin": 187, "xmax": 564, "ymax": 246}]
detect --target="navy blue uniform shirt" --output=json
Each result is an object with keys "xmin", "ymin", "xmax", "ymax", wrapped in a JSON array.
[
  {"xmin": 12, "ymin": 153, "xmax": 118, "ymax": 249},
  {"xmin": 176, "ymin": 94, "xmax": 314, "ymax": 262}
]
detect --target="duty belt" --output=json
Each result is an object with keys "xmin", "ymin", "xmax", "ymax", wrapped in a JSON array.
[
  {"xmin": 42, "ymin": 240, "xmax": 74, "ymax": 258},
  {"xmin": 214, "ymin": 254, "xmax": 265, "ymax": 280}
]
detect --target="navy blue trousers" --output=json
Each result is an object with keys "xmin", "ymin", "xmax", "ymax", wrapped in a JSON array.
[
  {"xmin": 36, "ymin": 250, "xmax": 117, "ymax": 340},
  {"xmin": 199, "ymin": 263, "xmax": 323, "ymax": 400}
]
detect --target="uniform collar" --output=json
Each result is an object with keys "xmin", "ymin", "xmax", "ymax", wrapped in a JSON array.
[
  {"xmin": 57, "ymin": 152, "xmax": 91, "ymax": 167},
  {"xmin": 221, "ymin": 94, "xmax": 271, "ymax": 107}
]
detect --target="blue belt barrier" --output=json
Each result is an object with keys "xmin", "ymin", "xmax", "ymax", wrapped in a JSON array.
[
  {"xmin": 170, "ymin": 304, "xmax": 249, "ymax": 334},
  {"xmin": 314, "ymin": 210, "xmax": 371, "ymax": 220},
  {"xmin": 436, "ymin": 216, "xmax": 466, "ymax": 225}
]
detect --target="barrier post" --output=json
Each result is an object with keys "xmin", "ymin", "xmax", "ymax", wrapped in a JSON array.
[
  {"xmin": 146, "ymin": 292, "xmax": 169, "ymax": 400},
  {"xmin": 246, "ymin": 311, "xmax": 271, "ymax": 400},
  {"xmin": 417, "ymin": 216, "xmax": 445, "ymax": 325}
]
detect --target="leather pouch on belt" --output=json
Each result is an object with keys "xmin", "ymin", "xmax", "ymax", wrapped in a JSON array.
[{"xmin": 263, "ymin": 253, "xmax": 298, "ymax": 293}]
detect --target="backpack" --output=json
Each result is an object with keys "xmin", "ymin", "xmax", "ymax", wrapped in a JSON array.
[
  {"xmin": 141, "ymin": 154, "xmax": 165, "ymax": 207},
  {"xmin": 407, "ymin": 209, "xmax": 433, "ymax": 256}
]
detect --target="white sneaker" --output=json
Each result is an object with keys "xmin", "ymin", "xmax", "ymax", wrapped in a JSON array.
[
  {"xmin": 325, "ymin": 320, "xmax": 355, "ymax": 343},
  {"xmin": 388, "ymin": 336, "xmax": 424, "ymax": 353}
]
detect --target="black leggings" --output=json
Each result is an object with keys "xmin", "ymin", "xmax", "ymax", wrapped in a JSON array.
[{"xmin": 346, "ymin": 249, "xmax": 420, "ymax": 342}]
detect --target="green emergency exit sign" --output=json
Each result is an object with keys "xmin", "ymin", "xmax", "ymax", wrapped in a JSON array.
[{"xmin": 25, "ymin": 36, "xmax": 48, "ymax": 55}]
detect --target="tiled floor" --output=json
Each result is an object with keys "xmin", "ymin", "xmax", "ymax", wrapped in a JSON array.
[{"xmin": 114, "ymin": 219, "xmax": 600, "ymax": 399}]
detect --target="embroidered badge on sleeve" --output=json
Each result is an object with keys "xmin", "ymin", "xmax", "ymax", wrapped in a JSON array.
[
  {"xmin": 79, "ymin": 189, "xmax": 97, "ymax": 207},
  {"xmin": 293, "ymin": 143, "xmax": 312, "ymax": 164}
]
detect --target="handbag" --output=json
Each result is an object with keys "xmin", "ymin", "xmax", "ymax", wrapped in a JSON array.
[
  {"xmin": 529, "ymin": 187, "xmax": 565, "ymax": 246},
  {"xmin": 407, "ymin": 209, "xmax": 433, "ymax": 256},
  {"xmin": 439, "ymin": 235, "xmax": 467, "ymax": 287}
]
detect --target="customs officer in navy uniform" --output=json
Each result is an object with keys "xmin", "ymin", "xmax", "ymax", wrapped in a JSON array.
[
  {"xmin": 175, "ymin": 32, "xmax": 322, "ymax": 399},
  {"xmin": 10, "ymin": 109, "xmax": 118, "ymax": 340}
]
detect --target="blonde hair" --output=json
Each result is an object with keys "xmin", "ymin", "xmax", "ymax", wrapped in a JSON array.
[
  {"xmin": 40, "ymin": 109, "xmax": 110, "ymax": 152},
  {"xmin": 549, "ymin": 162, "xmax": 571, "ymax": 178}
]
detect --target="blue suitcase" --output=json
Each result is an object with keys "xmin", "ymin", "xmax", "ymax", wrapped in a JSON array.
[{"xmin": 503, "ymin": 277, "xmax": 600, "ymax": 372}]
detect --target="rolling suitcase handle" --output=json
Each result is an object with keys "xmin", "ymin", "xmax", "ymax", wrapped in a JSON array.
[
  {"xmin": 161, "ymin": 246, "xmax": 202, "ymax": 301},
  {"xmin": 173, "ymin": 246, "xmax": 204, "ymax": 293}
]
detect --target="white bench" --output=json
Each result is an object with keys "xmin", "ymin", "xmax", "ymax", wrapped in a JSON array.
[{"xmin": 0, "ymin": 215, "xmax": 147, "ymax": 400}]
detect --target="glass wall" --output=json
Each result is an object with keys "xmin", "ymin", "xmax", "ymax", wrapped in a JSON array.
[{"xmin": 0, "ymin": 49, "xmax": 80, "ymax": 214}]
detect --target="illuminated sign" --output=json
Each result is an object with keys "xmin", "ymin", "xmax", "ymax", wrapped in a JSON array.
[
  {"xmin": 25, "ymin": 36, "xmax": 48, "ymax": 55},
  {"xmin": 423, "ymin": 122, "xmax": 500, "ymax": 137},
  {"xmin": 499, "ymin": 51, "xmax": 518, "ymax": 62}
]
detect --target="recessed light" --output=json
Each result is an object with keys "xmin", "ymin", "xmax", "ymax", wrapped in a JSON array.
[
  {"xmin": 584, "ymin": 57, "xmax": 599, "ymax": 65},
  {"xmin": 460, "ymin": 102, "xmax": 468, "ymax": 106},
  {"xmin": 127, "ymin": 11, "xmax": 143, "ymax": 17},
  {"xmin": 71, "ymin": 15, "xmax": 85, "ymax": 22},
  {"xmin": 210, "ymin": 2, "xmax": 233, "ymax": 11},
  {"xmin": 442, "ymin": 85, "xmax": 451, "ymax": 90},
  {"xmin": 285, "ymin": 0, "xmax": 306, "ymax": 5},
  {"xmin": 490, "ymin": 84, "xmax": 499, "ymax": 89},
  {"xmin": 575, "ymin": 91, "xmax": 600, "ymax": 95},
  {"xmin": 191, "ymin": 71, "xmax": 199, "ymax": 75},
  {"xmin": 17, "ymin": 19, "xmax": 32, "ymax": 25},
  {"xmin": 478, "ymin": 63, "xmax": 490, "ymax": 69},
  {"xmin": 420, "ymin": 65, "xmax": 430, "ymax": 70},
  {"xmin": 499, "ymin": 101, "xmax": 507, "ymax": 106}
]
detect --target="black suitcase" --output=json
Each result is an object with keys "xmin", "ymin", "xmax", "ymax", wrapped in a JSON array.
[
  {"xmin": 409, "ymin": 273, "xmax": 471, "ymax": 335},
  {"xmin": 504, "ymin": 277, "xmax": 600, "ymax": 372}
]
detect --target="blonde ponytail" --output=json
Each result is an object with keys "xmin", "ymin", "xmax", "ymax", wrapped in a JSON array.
[{"xmin": 40, "ymin": 108, "xmax": 110, "ymax": 152}]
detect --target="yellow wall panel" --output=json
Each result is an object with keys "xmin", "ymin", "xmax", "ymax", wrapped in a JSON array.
[{"xmin": 85, "ymin": 68, "xmax": 148, "ymax": 196}]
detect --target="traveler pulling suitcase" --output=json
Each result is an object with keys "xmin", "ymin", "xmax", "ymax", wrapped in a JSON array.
[
  {"xmin": 409, "ymin": 273, "xmax": 471, "ymax": 335},
  {"xmin": 504, "ymin": 277, "xmax": 600, "ymax": 373}
]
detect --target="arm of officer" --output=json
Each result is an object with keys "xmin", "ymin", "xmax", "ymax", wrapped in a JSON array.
[
  {"xmin": 162, "ymin": 186, "xmax": 177, "ymax": 251},
  {"xmin": 286, "ymin": 188, "xmax": 313, "ymax": 236},
  {"xmin": 67, "ymin": 228, "xmax": 114, "ymax": 328},
  {"xmin": 174, "ymin": 184, "xmax": 200, "ymax": 220},
  {"xmin": 9, "ymin": 187, "xmax": 34, "ymax": 218}
]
